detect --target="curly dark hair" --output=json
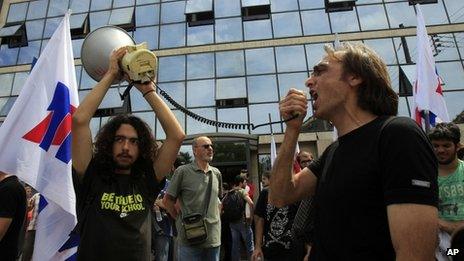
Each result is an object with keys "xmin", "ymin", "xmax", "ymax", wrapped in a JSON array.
[
  {"xmin": 428, "ymin": 122, "xmax": 461, "ymax": 144},
  {"xmin": 94, "ymin": 114, "xmax": 157, "ymax": 179}
]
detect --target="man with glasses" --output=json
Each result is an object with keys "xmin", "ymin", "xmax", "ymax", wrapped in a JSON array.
[
  {"xmin": 165, "ymin": 136, "xmax": 223, "ymax": 261},
  {"xmin": 72, "ymin": 47, "xmax": 185, "ymax": 260},
  {"xmin": 297, "ymin": 151, "xmax": 314, "ymax": 169}
]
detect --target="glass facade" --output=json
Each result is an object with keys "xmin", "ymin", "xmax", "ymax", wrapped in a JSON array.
[{"xmin": 0, "ymin": 0, "xmax": 463, "ymax": 141}]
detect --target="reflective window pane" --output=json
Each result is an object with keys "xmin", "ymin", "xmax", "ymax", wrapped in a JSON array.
[
  {"xmin": 0, "ymin": 74, "xmax": 14, "ymax": 96},
  {"xmin": 215, "ymin": 18, "xmax": 243, "ymax": 43},
  {"xmin": 187, "ymin": 79, "xmax": 215, "ymax": 107},
  {"xmin": 156, "ymin": 109, "xmax": 185, "ymax": 139},
  {"xmin": 275, "ymin": 45, "xmax": 307, "ymax": 73},
  {"xmin": 187, "ymin": 24, "xmax": 214, "ymax": 46},
  {"xmin": 80, "ymin": 68, "xmax": 98, "ymax": 89},
  {"xmin": 272, "ymin": 12, "xmax": 302, "ymax": 38},
  {"xmin": 329, "ymin": 10, "xmax": 360, "ymax": 33},
  {"xmin": 216, "ymin": 77, "xmax": 246, "ymax": 99},
  {"xmin": 249, "ymin": 103, "xmax": 281, "ymax": 134},
  {"xmin": 436, "ymin": 61, "xmax": 464, "ymax": 91},
  {"xmin": 445, "ymin": 0, "xmax": 464, "ymax": 23},
  {"xmin": 270, "ymin": 0, "xmax": 298, "ymax": 12},
  {"xmin": 216, "ymin": 50, "xmax": 245, "ymax": 77},
  {"xmin": 109, "ymin": 7, "xmax": 135, "ymax": 26},
  {"xmin": 357, "ymin": 5, "xmax": 389, "ymax": 31},
  {"xmin": 0, "ymin": 98, "xmax": 7, "ymax": 113},
  {"xmin": 158, "ymin": 55, "xmax": 185, "ymax": 82},
  {"xmin": 363, "ymin": 38, "xmax": 397, "ymax": 65},
  {"xmin": 299, "ymin": 0, "xmax": 324, "ymax": 9},
  {"xmin": 18, "ymin": 40, "xmax": 41, "ymax": 65},
  {"xmin": 89, "ymin": 11, "xmax": 111, "ymax": 31},
  {"xmin": 157, "ymin": 82, "xmax": 185, "ymax": 109},
  {"xmin": 385, "ymin": 2, "xmax": 416, "ymax": 28},
  {"xmin": 301, "ymin": 9, "xmax": 331, "ymax": 36},
  {"xmin": 134, "ymin": 112, "xmax": 155, "ymax": 134},
  {"xmin": 75, "ymin": 66, "xmax": 82, "ymax": 87},
  {"xmin": 136, "ymin": 4, "xmax": 160, "ymax": 26},
  {"xmin": 432, "ymin": 34, "xmax": 460, "ymax": 62},
  {"xmin": 0, "ymin": 44, "xmax": 19, "ymax": 66},
  {"xmin": 48, "ymin": 0, "xmax": 69, "ymax": 17},
  {"xmin": 159, "ymin": 23, "xmax": 185, "ymax": 48},
  {"xmin": 26, "ymin": 20, "xmax": 45, "ymax": 41},
  {"xmin": 0, "ymin": 97, "xmax": 17, "ymax": 116},
  {"xmin": 160, "ymin": 1, "xmax": 185, "ymax": 24},
  {"xmin": 90, "ymin": 0, "xmax": 111, "ymax": 11},
  {"xmin": 134, "ymin": 26, "xmax": 159, "ymax": 50},
  {"xmin": 306, "ymin": 43, "xmax": 329, "ymax": 68},
  {"xmin": 7, "ymin": 3, "xmax": 28, "ymax": 23},
  {"xmin": 44, "ymin": 17, "xmax": 61, "ymax": 38},
  {"xmin": 244, "ymin": 20, "xmax": 272, "ymax": 41},
  {"xmin": 247, "ymin": 75, "xmax": 278, "ymax": 103},
  {"xmin": 215, "ymin": 0, "xmax": 241, "ymax": 18},
  {"xmin": 70, "ymin": 0, "xmax": 90, "ymax": 13},
  {"xmin": 27, "ymin": 0, "xmax": 48, "ymax": 20},
  {"xmin": 114, "ymin": 0, "xmax": 135, "ymax": 8},
  {"xmin": 72, "ymin": 38, "xmax": 84, "ymax": 58},
  {"xmin": 187, "ymin": 53, "xmax": 214, "ymax": 80},
  {"xmin": 137, "ymin": 0, "xmax": 160, "ymax": 4},
  {"xmin": 186, "ymin": 108, "xmax": 216, "ymax": 135},
  {"xmin": 245, "ymin": 48, "xmax": 275, "ymax": 75},
  {"xmin": 444, "ymin": 91, "xmax": 464, "ymax": 121},
  {"xmin": 278, "ymin": 72, "xmax": 308, "ymax": 99},
  {"xmin": 12, "ymin": 72, "xmax": 28, "ymax": 95},
  {"xmin": 420, "ymin": 1, "xmax": 448, "ymax": 26},
  {"xmin": 185, "ymin": 0, "xmax": 213, "ymax": 13},
  {"xmin": 242, "ymin": 0, "xmax": 270, "ymax": 7},
  {"xmin": 218, "ymin": 108, "xmax": 249, "ymax": 134}
]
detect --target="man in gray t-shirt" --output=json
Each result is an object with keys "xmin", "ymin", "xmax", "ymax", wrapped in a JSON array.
[{"xmin": 165, "ymin": 136, "xmax": 223, "ymax": 261}]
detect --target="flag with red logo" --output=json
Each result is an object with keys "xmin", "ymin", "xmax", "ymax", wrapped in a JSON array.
[
  {"xmin": 270, "ymin": 134, "xmax": 301, "ymax": 173},
  {"xmin": 0, "ymin": 11, "xmax": 78, "ymax": 260},
  {"xmin": 413, "ymin": 4, "xmax": 449, "ymax": 127}
]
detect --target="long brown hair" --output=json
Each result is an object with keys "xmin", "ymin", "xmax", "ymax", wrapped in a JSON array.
[{"xmin": 325, "ymin": 42, "xmax": 398, "ymax": 116}]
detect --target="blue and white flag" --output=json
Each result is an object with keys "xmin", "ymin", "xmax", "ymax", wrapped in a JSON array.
[{"xmin": 0, "ymin": 11, "xmax": 79, "ymax": 260}]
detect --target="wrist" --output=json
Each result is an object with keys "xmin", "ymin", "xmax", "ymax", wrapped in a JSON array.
[{"xmin": 143, "ymin": 89, "xmax": 156, "ymax": 97}]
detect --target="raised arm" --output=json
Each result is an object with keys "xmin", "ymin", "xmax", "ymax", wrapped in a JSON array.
[
  {"xmin": 72, "ymin": 47, "xmax": 128, "ymax": 179},
  {"xmin": 387, "ymin": 203, "xmax": 438, "ymax": 261},
  {"xmin": 269, "ymin": 89, "xmax": 316, "ymax": 207},
  {"xmin": 133, "ymin": 81, "xmax": 185, "ymax": 182}
]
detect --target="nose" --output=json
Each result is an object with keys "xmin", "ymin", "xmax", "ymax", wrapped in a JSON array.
[{"xmin": 305, "ymin": 76, "xmax": 314, "ymax": 89}]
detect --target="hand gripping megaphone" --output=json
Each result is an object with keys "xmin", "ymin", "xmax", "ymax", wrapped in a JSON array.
[{"xmin": 81, "ymin": 25, "xmax": 157, "ymax": 84}]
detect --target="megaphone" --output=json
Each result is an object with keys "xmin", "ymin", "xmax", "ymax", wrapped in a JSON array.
[{"xmin": 81, "ymin": 25, "xmax": 157, "ymax": 84}]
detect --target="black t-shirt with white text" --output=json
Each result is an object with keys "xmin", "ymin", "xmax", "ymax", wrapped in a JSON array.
[
  {"xmin": 75, "ymin": 160, "xmax": 163, "ymax": 261},
  {"xmin": 0, "ymin": 176, "xmax": 26, "ymax": 261},
  {"xmin": 309, "ymin": 116, "xmax": 438, "ymax": 260}
]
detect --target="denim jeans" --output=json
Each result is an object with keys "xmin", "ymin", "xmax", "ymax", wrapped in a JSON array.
[
  {"xmin": 230, "ymin": 222, "xmax": 254, "ymax": 261},
  {"xmin": 154, "ymin": 235, "xmax": 171, "ymax": 261},
  {"xmin": 177, "ymin": 244, "xmax": 220, "ymax": 261}
]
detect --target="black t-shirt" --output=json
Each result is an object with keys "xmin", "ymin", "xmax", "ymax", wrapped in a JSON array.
[
  {"xmin": 0, "ymin": 176, "xmax": 27, "ymax": 261},
  {"xmin": 309, "ymin": 116, "xmax": 438, "ymax": 260},
  {"xmin": 75, "ymin": 160, "xmax": 164, "ymax": 261},
  {"xmin": 255, "ymin": 188, "xmax": 300, "ymax": 260}
]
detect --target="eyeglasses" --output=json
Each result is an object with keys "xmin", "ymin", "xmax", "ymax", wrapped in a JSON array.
[
  {"xmin": 198, "ymin": 144, "xmax": 214, "ymax": 149},
  {"xmin": 300, "ymin": 160, "xmax": 312, "ymax": 165},
  {"xmin": 114, "ymin": 135, "xmax": 139, "ymax": 145}
]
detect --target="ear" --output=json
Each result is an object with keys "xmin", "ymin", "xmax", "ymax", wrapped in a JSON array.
[{"xmin": 347, "ymin": 74, "xmax": 363, "ymax": 88}]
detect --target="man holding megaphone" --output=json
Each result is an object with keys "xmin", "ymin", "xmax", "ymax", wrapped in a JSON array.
[{"xmin": 72, "ymin": 46, "xmax": 185, "ymax": 260}]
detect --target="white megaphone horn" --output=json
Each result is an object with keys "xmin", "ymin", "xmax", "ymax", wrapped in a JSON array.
[{"xmin": 81, "ymin": 25, "xmax": 157, "ymax": 84}]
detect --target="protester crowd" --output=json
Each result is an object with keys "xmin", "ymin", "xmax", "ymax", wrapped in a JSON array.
[{"xmin": 1, "ymin": 42, "xmax": 464, "ymax": 261}]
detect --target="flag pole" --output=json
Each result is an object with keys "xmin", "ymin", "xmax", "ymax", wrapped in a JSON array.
[
  {"xmin": 424, "ymin": 110, "xmax": 431, "ymax": 133},
  {"xmin": 268, "ymin": 113, "xmax": 273, "ymax": 135}
]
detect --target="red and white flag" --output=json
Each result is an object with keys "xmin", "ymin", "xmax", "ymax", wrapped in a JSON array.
[
  {"xmin": 413, "ymin": 4, "xmax": 449, "ymax": 127},
  {"xmin": 0, "ymin": 11, "xmax": 79, "ymax": 260}
]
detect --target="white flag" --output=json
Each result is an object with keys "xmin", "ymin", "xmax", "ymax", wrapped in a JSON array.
[
  {"xmin": 0, "ymin": 11, "xmax": 78, "ymax": 260},
  {"xmin": 413, "ymin": 4, "xmax": 449, "ymax": 127},
  {"xmin": 270, "ymin": 134, "xmax": 277, "ymax": 167}
]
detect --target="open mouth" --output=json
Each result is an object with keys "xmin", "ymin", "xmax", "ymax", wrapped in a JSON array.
[{"xmin": 310, "ymin": 90, "xmax": 318, "ymax": 101}]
